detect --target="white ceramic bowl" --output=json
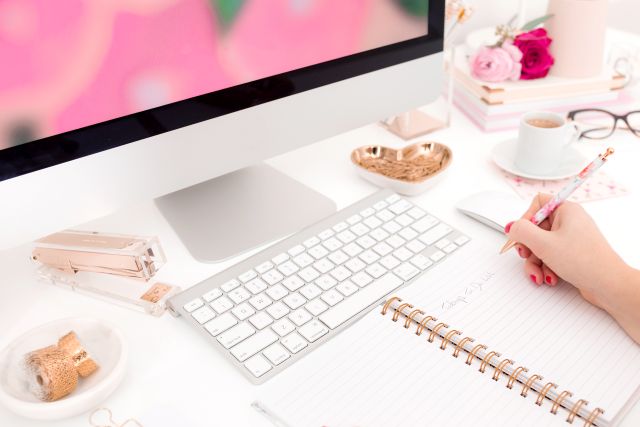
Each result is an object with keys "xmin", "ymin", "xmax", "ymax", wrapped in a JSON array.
[{"xmin": 0, "ymin": 317, "xmax": 127, "ymax": 420}]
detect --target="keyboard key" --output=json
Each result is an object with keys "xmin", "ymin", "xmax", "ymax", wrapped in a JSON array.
[
  {"xmin": 300, "ymin": 284, "xmax": 322, "ymax": 300},
  {"xmin": 266, "ymin": 301, "xmax": 290, "ymax": 320},
  {"xmin": 239, "ymin": 270, "xmax": 257, "ymax": 283},
  {"xmin": 393, "ymin": 247, "xmax": 413, "ymax": 262},
  {"xmin": 249, "ymin": 293, "xmax": 272, "ymax": 310},
  {"xmin": 318, "ymin": 228, "xmax": 335, "ymax": 240},
  {"xmin": 372, "ymin": 242, "xmax": 393, "ymax": 256},
  {"xmin": 411, "ymin": 216, "xmax": 439, "ymax": 233},
  {"xmin": 298, "ymin": 320, "xmax": 329, "ymax": 343},
  {"xmin": 303, "ymin": 236, "xmax": 321, "ymax": 248},
  {"xmin": 435, "ymin": 238, "xmax": 451, "ymax": 249},
  {"xmin": 444, "ymin": 243, "xmax": 458, "ymax": 254},
  {"xmin": 218, "ymin": 322, "xmax": 256, "ymax": 349},
  {"xmin": 455, "ymin": 235, "xmax": 470, "ymax": 246},
  {"xmin": 313, "ymin": 258, "xmax": 335, "ymax": 274},
  {"xmin": 263, "ymin": 343, "xmax": 291, "ymax": 366},
  {"xmin": 351, "ymin": 271, "xmax": 373, "ymax": 288},
  {"xmin": 408, "ymin": 207, "xmax": 426, "ymax": 219},
  {"xmin": 389, "ymin": 199, "xmax": 412, "ymax": 215},
  {"xmin": 272, "ymin": 252, "xmax": 289, "ymax": 265},
  {"xmin": 245, "ymin": 278, "xmax": 268, "ymax": 294},
  {"xmin": 210, "ymin": 296, "xmax": 234, "ymax": 314},
  {"xmin": 202, "ymin": 288, "xmax": 223, "ymax": 302},
  {"xmin": 365, "ymin": 263, "xmax": 387, "ymax": 279},
  {"xmin": 289, "ymin": 308, "xmax": 313, "ymax": 326},
  {"xmin": 373, "ymin": 200, "xmax": 388, "ymax": 210},
  {"xmin": 288, "ymin": 245, "xmax": 305, "ymax": 256},
  {"xmin": 319, "ymin": 273, "xmax": 403, "ymax": 329},
  {"xmin": 298, "ymin": 266, "xmax": 321, "ymax": 282},
  {"xmin": 283, "ymin": 292, "xmax": 306, "ymax": 309},
  {"xmin": 380, "ymin": 255, "xmax": 401, "ymax": 270},
  {"xmin": 382, "ymin": 220, "xmax": 402, "ymax": 234},
  {"xmin": 256, "ymin": 261, "xmax": 274, "ymax": 274},
  {"xmin": 244, "ymin": 354, "xmax": 272, "ymax": 378},
  {"xmin": 343, "ymin": 242, "xmax": 363, "ymax": 257},
  {"xmin": 183, "ymin": 298, "xmax": 204, "ymax": 313},
  {"xmin": 350, "ymin": 223, "xmax": 370, "ymax": 236},
  {"xmin": 395, "ymin": 214, "xmax": 413, "ymax": 227},
  {"xmin": 359, "ymin": 250, "xmax": 380, "ymax": 264},
  {"xmin": 293, "ymin": 253, "xmax": 314, "ymax": 268},
  {"xmin": 376, "ymin": 209, "xmax": 394, "ymax": 222},
  {"xmin": 420, "ymin": 223, "xmax": 452, "ymax": 245},
  {"xmin": 328, "ymin": 250, "xmax": 349, "ymax": 265},
  {"xmin": 277, "ymin": 261, "xmax": 299, "ymax": 277},
  {"xmin": 262, "ymin": 270, "xmax": 284, "ymax": 285},
  {"xmin": 306, "ymin": 298, "xmax": 329, "ymax": 316},
  {"xmin": 221, "ymin": 279, "xmax": 241, "ymax": 292},
  {"xmin": 232, "ymin": 303, "xmax": 255, "ymax": 321},
  {"xmin": 283, "ymin": 275, "xmax": 305, "ymax": 291},
  {"xmin": 321, "ymin": 289, "xmax": 344, "ymax": 306},
  {"xmin": 430, "ymin": 250, "xmax": 446, "ymax": 262},
  {"xmin": 266, "ymin": 284, "xmax": 288, "ymax": 301},
  {"xmin": 231, "ymin": 330, "xmax": 278, "ymax": 362},
  {"xmin": 363, "ymin": 216, "xmax": 382, "ymax": 229},
  {"xmin": 322, "ymin": 237, "xmax": 342, "ymax": 251},
  {"xmin": 330, "ymin": 266, "xmax": 351, "ymax": 282},
  {"xmin": 228, "ymin": 287, "xmax": 251, "ymax": 304},
  {"xmin": 315, "ymin": 275, "xmax": 337, "ymax": 291},
  {"xmin": 385, "ymin": 194, "xmax": 401, "ymax": 204},
  {"xmin": 192, "ymin": 306, "xmax": 215, "ymax": 324},
  {"xmin": 410, "ymin": 254, "xmax": 433, "ymax": 270},
  {"xmin": 345, "ymin": 257, "xmax": 366, "ymax": 273},
  {"xmin": 359, "ymin": 207, "xmax": 375, "ymax": 217},
  {"xmin": 356, "ymin": 235, "xmax": 376, "ymax": 249},
  {"xmin": 346, "ymin": 214, "xmax": 362, "ymax": 225},
  {"xmin": 370, "ymin": 228, "xmax": 389, "ymax": 242},
  {"xmin": 385, "ymin": 234, "xmax": 406, "ymax": 249},
  {"xmin": 394, "ymin": 263, "xmax": 420, "ymax": 281},
  {"xmin": 204, "ymin": 313, "xmax": 238, "ymax": 336},
  {"xmin": 336, "ymin": 280, "xmax": 359, "ymax": 297},
  {"xmin": 336, "ymin": 230, "xmax": 356, "ymax": 244},
  {"xmin": 332, "ymin": 221, "xmax": 348, "ymax": 232},
  {"xmin": 281, "ymin": 332, "xmax": 308, "ymax": 354},
  {"xmin": 399, "ymin": 227, "xmax": 418, "ymax": 241},
  {"xmin": 406, "ymin": 239, "xmax": 426, "ymax": 254},
  {"xmin": 272, "ymin": 318, "xmax": 296, "ymax": 337},
  {"xmin": 249, "ymin": 312, "xmax": 274, "ymax": 330},
  {"xmin": 308, "ymin": 245, "xmax": 329, "ymax": 260}
]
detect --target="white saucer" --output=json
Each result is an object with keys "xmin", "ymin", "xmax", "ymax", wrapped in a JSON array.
[{"xmin": 491, "ymin": 138, "xmax": 586, "ymax": 180}]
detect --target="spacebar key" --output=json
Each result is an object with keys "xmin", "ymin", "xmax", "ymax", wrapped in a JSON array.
[{"xmin": 319, "ymin": 273, "xmax": 403, "ymax": 329}]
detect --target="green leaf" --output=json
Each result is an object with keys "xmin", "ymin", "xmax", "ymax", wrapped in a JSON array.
[
  {"xmin": 395, "ymin": 0, "xmax": 429, "ymax": 17},
  {"xmin": 521, "ymin": 14, "xmax": 554, "ymax": 31},
  {"xmin": 212, "ymin": 0, "xmax": 246, "ymax": 29}
]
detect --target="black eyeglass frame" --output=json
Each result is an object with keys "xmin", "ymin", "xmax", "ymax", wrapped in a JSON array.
[{"xmin": 567, "ymin": 108, "xmax": 640, "ymax": 140}]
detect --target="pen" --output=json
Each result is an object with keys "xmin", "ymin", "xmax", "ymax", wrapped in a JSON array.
[{"xmin": 499, "ymin": 147, "xmax": 615, "ymax": 254}]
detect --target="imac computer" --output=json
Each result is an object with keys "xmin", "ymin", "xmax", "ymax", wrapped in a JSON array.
[{"xmin": 0, "ymin": 0, "xmax": 444, "ymax": 261}]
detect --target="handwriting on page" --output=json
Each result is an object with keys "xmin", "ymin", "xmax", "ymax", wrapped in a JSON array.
[{"xmin": 441, "ymin": 271, "xmax": 496, "ymax": 311}]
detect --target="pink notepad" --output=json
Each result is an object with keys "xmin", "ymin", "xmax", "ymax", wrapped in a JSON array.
[{"xmin": 502, "ymin": 170, "xmax": 629, "ymax": 202}]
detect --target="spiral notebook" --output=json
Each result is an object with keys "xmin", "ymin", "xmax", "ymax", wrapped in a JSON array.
[{"xmin": 253, "ymin": 242, "xmax": 640, "ymax": 427}]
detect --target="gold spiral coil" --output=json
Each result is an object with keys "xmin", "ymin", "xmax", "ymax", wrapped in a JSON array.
[
  {"xmin": 584, "ymin": 408, "xmax": 604, "ymax": 427},
  {"xmin": 479, "ymin": 351, "xmax": 500, "ymax": 373},
  {"xmin": 506, "ymin": 366, "xmax": 528, "ymax": 389},
  {"xmin": 415, "ymin": 315, "xmax": 437, "ymax": 336},
  {"xmin": 440, "ymin": 329, "xmax": 462, "ymax": 351},
  {"xmin": 567, "ymin": 399, "xmax": 588, "ymax": 424},
  {"xmin": 551, "ymin": 390, "xmax": 574, "ymax": 415},
  {"xmin": 404, "ymin": 309, "xmax": 425, "ymax": 329},
  {"xmin": 428, "ymin": 323, "xmax": 449, "ymax": 343},
  {"xmin": 392, "ymin": 303, "xmax": 413, "ymax": 322},
  {"xmin": 466, "ymin": 344, "xmax": 487, "ymax": 365},
  {"xmin": 381, "ymin": 297, "xmax": 401, "ymax": 315},
  {"xmin": 453, "ymin": 336, "xmax": 474, "ymax": 358},
  {"xmin": 536, "ymin": 382, "xmax": 558, "ymax": 406},
  {"xmin": 492, "ymin": 359, "xmax": 514, "ymax": 381},
  {"xmin": 521, "ymin": 374, "xmax": 543, "ymax": 398}
]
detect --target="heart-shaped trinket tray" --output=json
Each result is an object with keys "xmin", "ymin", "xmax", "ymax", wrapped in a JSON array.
[{"xmin": 351, "ymin": 142, "xmax": 452, "ymax": 196}]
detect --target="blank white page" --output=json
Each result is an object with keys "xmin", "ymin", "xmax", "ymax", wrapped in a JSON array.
[{"xmin": 255, "ymin": 241, "xmax": 640, "ymax": 426}]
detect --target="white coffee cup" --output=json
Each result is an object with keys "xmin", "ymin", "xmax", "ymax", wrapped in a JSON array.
[{"xmin": 515, "ymin": 111, "xmax": 578, "ymax": 176}]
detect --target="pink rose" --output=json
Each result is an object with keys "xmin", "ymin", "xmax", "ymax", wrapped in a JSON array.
[
  {"xmin": 469, "ymin": 44, "xmax": 523, "ymax": 82},
  {"xmin": 513, "ymin": 28, "xmax": 554, "ymax": 80}
]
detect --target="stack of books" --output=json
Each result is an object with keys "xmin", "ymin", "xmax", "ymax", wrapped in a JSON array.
[{"xmin": 451, "ymin": 48, "xmax": 628, "ymax": 131}]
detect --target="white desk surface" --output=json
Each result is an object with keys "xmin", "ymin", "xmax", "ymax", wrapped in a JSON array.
[{"xmin": 2, "ymin": 71, "xmax": 640, "ymax": 427}]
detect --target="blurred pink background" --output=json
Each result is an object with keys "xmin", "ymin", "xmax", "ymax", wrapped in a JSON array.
[{"xmin": 0, "ymin": 0, "xmax": 426, "ymax": 149}]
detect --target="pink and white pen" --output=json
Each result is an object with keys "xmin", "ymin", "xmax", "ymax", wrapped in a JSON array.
[{"xmin": 500, "ymin": 147, "xmax": 615, "ymax": 254}]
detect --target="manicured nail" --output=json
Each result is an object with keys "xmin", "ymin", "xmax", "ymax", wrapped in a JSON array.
[
  {"xmin": 530, "ymin": 274, "xmax": 538, "ymax": 285},
  {"xmin": 504, "ymin": 221, "xmax": 514, "ymax": 234},
  {"xmin": 517, "ymin": 247, "xmax": 524, "ymax": 257},
  {"xmin": 545, "ymin": 275, "xmax": 552, "ymax": 285}
]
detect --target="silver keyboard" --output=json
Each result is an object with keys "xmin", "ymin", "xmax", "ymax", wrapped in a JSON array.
[{"xmin": 168, "ymin": 190, "xmax": 469, "ymax": 384}]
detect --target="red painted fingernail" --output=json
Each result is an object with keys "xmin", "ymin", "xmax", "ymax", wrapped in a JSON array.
[
  {"xmin": 517, "ymin": 247, "xmax": 524, "ymax": 257},
  {"xmin": 545, "ymin": 275, "xmax": 552, "ymax": 284},
  {"xmin": 530, "ymin": 274, "xmax": 538, "ymax": 284},
  {"xmin": 504, "ymin": 221, "xmax": 514, "ymax": 234}
]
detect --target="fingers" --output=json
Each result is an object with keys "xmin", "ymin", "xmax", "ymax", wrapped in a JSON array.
[
  {"xmin": 524, "ymin": 255, "xmax": 544, "ymax": 286},
  {"xmin": 541, "ymin": 264, "xmax": 558, "ymax": 286},
  {"xmin": 507, "ymin": 219, "xmax": 552, "ymax": 259},
  {"xmin": 521, "ymin": 193, "xmax": 554, "ymax": 220}
]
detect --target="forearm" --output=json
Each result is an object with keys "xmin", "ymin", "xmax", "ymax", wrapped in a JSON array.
[{"xmin": 605, "ymin": 265, "xmax": 640, "ymax": 344}]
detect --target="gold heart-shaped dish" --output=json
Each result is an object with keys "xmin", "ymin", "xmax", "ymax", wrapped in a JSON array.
[{"xmin": 351, "ymin": 142, "xmax": 452, "ymax": 196}]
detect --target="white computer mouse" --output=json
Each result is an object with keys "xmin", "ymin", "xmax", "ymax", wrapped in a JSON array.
[{"xmin": 456, "ymin": 191, "xmax": 528, "ymax": 232}]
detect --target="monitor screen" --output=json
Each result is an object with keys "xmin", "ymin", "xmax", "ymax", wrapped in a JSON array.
[{"xmin": 0, "ymin": 0, "xmax": 428, "ymax": 151}]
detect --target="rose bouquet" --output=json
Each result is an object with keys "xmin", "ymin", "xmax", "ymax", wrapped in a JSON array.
[{"xmin": 469, "ymin": 15, "xmax": 555, "ymax": 83}]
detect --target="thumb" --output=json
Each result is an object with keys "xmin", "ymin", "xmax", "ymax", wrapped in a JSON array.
[{"xmin": 507, "ymin": 219, "xmax": 551, "ymax": 256}]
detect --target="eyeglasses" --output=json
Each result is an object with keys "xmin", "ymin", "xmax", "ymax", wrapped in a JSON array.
[{"xmin": 567, "ymin": 109, "xmax": 640, "ymax": 140}]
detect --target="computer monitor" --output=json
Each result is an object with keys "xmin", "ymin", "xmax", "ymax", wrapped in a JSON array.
[{"xmin": 0, "ymin": 0, "xmax": 444, "ymax": 258}]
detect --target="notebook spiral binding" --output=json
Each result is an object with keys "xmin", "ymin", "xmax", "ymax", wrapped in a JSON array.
[{"xmin": 381, "ymin": 296, "xmax": 606, "ymax": 427}]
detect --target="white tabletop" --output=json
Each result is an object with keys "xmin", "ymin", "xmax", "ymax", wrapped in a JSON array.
[{"xmin": 2, "ymin": 68, "xmax": 640, "ymax": 427}]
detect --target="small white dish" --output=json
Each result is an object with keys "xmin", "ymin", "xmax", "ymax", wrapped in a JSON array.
[
  {"xmin": 0, "ymin": 317, "xmax": 127, "ymax": 421},
  {"xmin": 491, "ymin": 138, "xmax": 586, "ymax": 180}
]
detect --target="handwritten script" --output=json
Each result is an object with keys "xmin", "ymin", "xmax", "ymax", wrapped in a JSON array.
[{"xmin": 441, "ymin": 271, "xmax": 496, "ymax": 311}]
